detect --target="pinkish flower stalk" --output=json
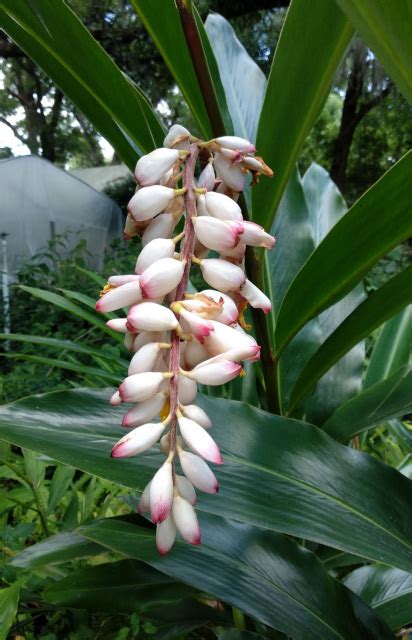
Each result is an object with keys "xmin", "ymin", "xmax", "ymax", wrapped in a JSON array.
[{"xmin": 96, "ymin": 126, "xmax": 274, "ymax": 554}]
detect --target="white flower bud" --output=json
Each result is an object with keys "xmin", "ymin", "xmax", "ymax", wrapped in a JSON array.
[
  {"xmin": 178, "ymin": 415, "xmax": 222, "ymax": 464},
  {"xmin": 200, "ymin": 289, "xmax": 239, "ymax": 325},
  {"xmin": 242, "ymin": 155, "xmax": 273, "ymax": 177},
  {"xmin": 204, "ymin": 191, "xmax": 243, "ymax": 221},
  {"xmin": 135, "ymin": 238, "xmax": 175, "ymax": 274},
  {"xmin": 240, "ymin": 279, "xmax": 272, "ymax": 314},
  {"xmin": 178, "ymin": 449, "xmax": 218, "ymax": 493},
  {"xmin": 215, "ymin": 135, "xmax": 256, "ymax": 153},
  {"xmin": 199, "ymin": 258, "xmax": 246, "ymax": 292},
  {"xmin": 235, "ymin": 221, "xmax": 275, "ymax": 249},
  {"xmin": 128, "ymin": 185, "xmax": 176, "ymax": 222},
  {"xmin": 110, "ymin": 390, "xmax": 122, "ymax": 406},
  {"xmin": 106, "ymin": 318, "xmax": 129, "ymax": 333},
  {"xmin": 172, "ymin": 495, "xmax": 201, "ymax": 545},
  {"xmin": 135, "ymin": 148, "xmax": 180, "ymax": 186},
  {"xmin": 164, "ymin": 124, "xmax": 191, "ymax": 150},
  {"xmin": 178, "ymin": 374, "xmax": 197, "ymax": 405},
  {"xmin": 220, "ymin": 241, "xmax": 246, "ymax": 262},
  {"xmin": 107, "ymin": 274, "xmax": 141, "ymax": 286},
  {"xmin": 140, "ymin": 258, "xmax": 184, "ymax": 298},
  {"xmin": 142, "ymin": 213, "xmax": 176, "ymax": 246},
  {"xmin": 204, "ymin": 321, "xmax": 257, "ymax": 357},
  {"xmin": 128, "ymin": 342, "xmax": 168, "ymax": 375},
  {"xmin": 122, "ymin": 393, "xmax": 166, "ymax": 427},
  {"xmin": 177, "ymin": 307, "xmax": 214, "ymax": 343},
  {"xmin": 96, "ymin": 280, "xmax": 142, "ymax": 313},
  {"xmin": 133, "ymin": 331, "xmax": 165, "ymax": 351},
  {"xmin": 181, "ymin": 404, "xmax": 212, "ymax": 430},
  {"xmin": 127, "ymin": 302, "xmax": 178, "ymax": 332},
  {"xmin": 119, "ymin": 372, "xmax": 166, "ymax": 403},
  {"xmin": 184, "ymin": 338, "xmax": 209, "ymax": 368},
  {"xmin": 185, "ymin": 360, "xmax": 242, "ymax": 385},
  {"xmin": 197, "ymin": 162, "xmax": 215, "ymax": 191},
  {"xmin": 214, "ymin": 152, "xmax": 245, "ymax": 192},
  {"xmin": 138, "ymin": 480, "xmax": 151, "ymax": 513},
  {"xmin": 111, "ymin": 421, "xmax": 165, "ymax": 458},
  {"xmin": 124, "ymin": 332, "xmax": 136, "ymax": 351},
  {"xmin": 193, "ymin": 217, "xmax": 244, "ymax": 252},
  {"xmin": 150, "ymin": 460, "xmax": 174, "ymax": 523},
  {"xmin": 156, "ymin": 514, "xmax": 177, "ymax": 555},
  {"xmin": 175, "ymin": 474, "xmax": 197, "ymax": 505}
]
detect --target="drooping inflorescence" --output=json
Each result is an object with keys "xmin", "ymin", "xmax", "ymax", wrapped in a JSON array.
[{"xmin": 96, "ymin": 125, "xmax": 274, "ymax": 554}]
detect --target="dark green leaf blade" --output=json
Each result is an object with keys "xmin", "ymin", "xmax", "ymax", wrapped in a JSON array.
[
  {"xmin": 344, "ymin": 564, "xmax": 412, "ymax": 630},
  {"xmin": 288, "ymin": 264, "xmax": 412, "ymax": 412},
  {"xmin": 335, "ymin": 0, "xmax": 412, "ymax": 103},
  {"xmin": 11, "ymin": 530, "xmax": 104, "ymax": 568},
  {"xmin": 323, "ymin": 365, "xmax": 412, "ymax": 442},
  {"xmin": 0, "ymin": 581, "xmax": 20, "ymax": 640},
  {"xmin": 0, "ymin": 389, "xmax": 411, "ymax": 571},
  {"xmin": 253, "ymin": 0, "xmax": 353, "ymax": 229},
  {"xmin": 275, "ymin": 151, "xmax": 412, "ymax": 354}
]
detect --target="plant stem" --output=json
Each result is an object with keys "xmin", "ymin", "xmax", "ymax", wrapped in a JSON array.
[
  {"xmin": 232, "ymin": 606, "xmax": 246, "ymax": 631},
  {"xmin": 175, "ymin": 0, "xmax": 225, "ymax": 137},
  {"xmin": 169, "ymin": 144, "xmax": 200, "ymax": 464}
]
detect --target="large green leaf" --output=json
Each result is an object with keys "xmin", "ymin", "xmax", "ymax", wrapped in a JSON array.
[
  {"xmin": 11, "ymin": 530, "xmax": 104, "ymax": 568},
  {"xmin": 302, "ymin": 164, "xmax": 365, "ymax": 424},
  {"xmin": 0, "ymin": 581, "xmax": 20, "ymax": 640},
  {"xmin": 288, "ymin": 264, "xmax": 412, "ymax": 412},
  {"xmin": 0, "ymin": 389, "xmax": 411, "ymax": 571},
  {"xmin": 335, "ymin": 0, "xmax": 412, "ymax": 104},
  {"xmin": 204, "ymin": 13, "xmax": 266, "ymax": 143},
  {"xmin": 79, "ymin": 516, "xmax": 393, "ymax": 640},
  {"xmin": 131, "ymin": 0, "xmax": 212, "ymax": 138},
  {"xmin": 275, "ymin": 151, "xmax": 412, "ymax": 355},
  {"xmin": 253, "ymin": 0, "xmax": 353, "ymax": 229},
  {"xmin": 323, "ymin": 365, "xmax": 412, "ymax": 442},
  {"xmin": 344, "ymin": 564, "xmax": 412, "ymax": 630},
  {"xmin": 0, "ymin": 1, "xmax": 164, "ymax": 169},
  {"xmin": 364, "ymin": 305, "xmax": 412, "ymax": 389}
]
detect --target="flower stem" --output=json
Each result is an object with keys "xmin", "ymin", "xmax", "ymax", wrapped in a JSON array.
[{"xmin": 169, "ymin": 143, "xmax": 200, "ymax": 464}]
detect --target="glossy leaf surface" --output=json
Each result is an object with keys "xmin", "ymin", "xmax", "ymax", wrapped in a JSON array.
[
  {"xmin": 0, "ymin": 389, "xmax": 411, "ymax": 570},
  {"xmin": 253, "ymin": 0, "xmax": 353, "ymax": 229},
  {"xmin": 275, "ymin": 152, "xmax": 412, "ymax": 354}
]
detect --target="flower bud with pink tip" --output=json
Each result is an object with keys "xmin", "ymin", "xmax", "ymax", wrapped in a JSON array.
[
  {"xmin": 111, "ymin": 421, "xmax": 166, "ymax": 458},
  {"xmin": 199, "ymin": 258, "xmax": 246, "ymax": 292},
  {"xmin": 135, "ymin": 148, "xmax": 180, "ymax": 186},
  {"xmin": 172, "ymin": 495, "xmax": 201, "ymax": 545},
  {"xmin": 128, "ymin": 342, "xmax": 170, "ymax": 375},
  {"xmin": 156, "ymin": 514, "xmax": 177, "ymax": 555},
  {"xmin": 119, "ymin": 371, "xmax": 170, "ymax": 403},
  {"xmin": 178, "ymin": 414, "xmax": 222, "ymax": 463},
  {"xmin": 240, "ymin": 279, "xmax": 272, "ymax": 314},
  {"xmin": 135, "ymin": 238, "xmax": 176, "ymax": 274},
  {"xmin": 96, "ymin": 280, "xmax": 142, "ymax": 313},
  {"xmin": 214, "ymin": 152, "xmax": 245, "ymax": 192},
  {"xmin": 140, "ymin": 258, "xmax": 184, "ymax": 299},
  {"xmin": 172, "ymin": 304, "xmax": 214, "ymax": 343},
  {"xmin": 106, "ymin": 318, "xmax": 129, "ymax": 333},
  {"xmin": 108, "ymin": 274, "xmax": 141, "ymax": 286},
  {"xmin": 236, "ymin": 221, "xmax": 275, "ymax": 249},
  {"xmin": 127, "ymin": 302, "xmax": 178, "ymax": 332},
  {"xmin": 150, "ymin": 460, "xmax": 174, "ymax": 523},
  {"xmin": 122, "ymin": 393, "xmax": 166, "ymax": 428},
  {"xmin": 214, "ymin": 135, "xmax": 256, "ymax": 154},
  {"xmin": 192, "ymin": 217, "xmax": 244, "ymax": 252},
  {"xmin": 197, "ymin": 162, "xmax": 215, "ymax": 191},
  {"xmin": 200, "ymin": 289, "xmax": 239, "ymax": 325},
  {"xmin": 203, "ymin": 191, "xmax": 243, "ymax": 221},
  {"xmin": 178, "ymin": 449, "xmax": 218, "ymax": 493},
  {"xmin": 185, "ymin": 360, "xmax": 242, "ymax": 385},
  {"xmin": 128, "ymin": 186, "xmax": 177, "ymax": 222},
  {"xmin": 204, "ymin": 320, "xmax": 257, "ymax": 357}
]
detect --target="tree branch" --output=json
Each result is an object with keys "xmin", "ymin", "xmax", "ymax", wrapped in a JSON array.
[{"xmin": 0, "ymin": 115, "xmax": 27, "ymax": 144}]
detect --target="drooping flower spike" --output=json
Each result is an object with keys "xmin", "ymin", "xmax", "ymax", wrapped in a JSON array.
[{"xmin": 96, "ymin": 126, "xmax": 274, "ymax": 554}]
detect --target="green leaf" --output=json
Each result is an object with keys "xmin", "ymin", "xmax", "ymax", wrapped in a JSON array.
[
  {"xmin": 344, "ymin": 564, "xmax": 412, "ymax": 630},
  {"xmin": 0, "ymin": 388, "xmax": 411, "ymax": 571},
  {"xmin": 275, "ymin": 151, "xmax": 412, "ymax": 354},
  {"xmin": 73, "ymin": 264, "xmax": 107, "ymax": 288},
  {"xmin": 364, "ymin": 305, "xmax": 412, "ymax": 389},
  {"xmin": 0, "ymin": 352, "xmax": 122, "ymax": 385},
  {"xmin": 335, "ymin": 0, "xmax": 412, "ymax": 103},
  {"xmin": 302, "ymin": 164, "xmax": 365, "ymax": 424},
  {"xmin": 288, "ymin": 264, "xmax": 412, "ymax": 412},
  {"xmin": 253, "ymin": 0, "xmax": 353, "ymax": 229},
  {"xmin": 11, "ymin": 530, "xmax": 104, "ymax": 568},
  {"xmin": 0, "ymin": 1, "xmax": 164, "ymax": 169},
  {"xmin": 79, "ymin": 516, "xmax": 393, "ymax": 639},
  {"xmin": 0, "ymin": 582, "xmax": 20, "ymax": 640},
  {"xmin": 131, "ymin": 0, "xmax": 212, "ymax": 138},
  {"xmin": 323, "ymin": 365, "xmax": 412, "ymax": 442},
  {"xmin": 204, "ymin": 13, "xmax": 266, "ymax": 142},
  {"xmin": 47, "ymin": 465, "xmax": 75, "ymax": 515},
  {"xmin": 390, "ymin": 420, "xmax": 412, "ymax": 454}
]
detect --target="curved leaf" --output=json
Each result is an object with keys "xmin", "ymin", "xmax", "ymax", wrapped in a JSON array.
[
  {"xmin": 79, "ymin": 516, "xmax": 393, "ymax": 640},
  {"xmin": 204, "ymin": 13, "xmax": 266, "ymax": 142},
  {"xmin": 253, "ymin": 0, "xmax": 353, "ymax": 229},
  {"xmin": 0, "ymin": 389, "xmax": 411, "ymax": 571},
  {"xmin": 288, "ymin": 264, "xmax": 412, "ymax": 411},
  {"xmin": 11, "ymin": 530, "xmax": 104, "ymax": 568},
  {"xmin": 0, "ymin": 1, "xmax": 164, "ymax": 169},
  {"xmin": 364, "ymin": 305, "xmax": 412, "ymax": 389},
  {"xmin": 323, "ymin": 365, "xmax": 412, "ymax": 442},
  {"xmin": 275, "ymin": 151, "xmax": 412, "ymax": 354},
  {"xmin": 344, "ymin": 564, "xmax": 412, "ymax": 630},
  {"xmin": 0, "ymin": 581, "xmax": 20, "ymax": 640},
  {"xmin": 335, "ymin": 0, "xmax": 412, "ymax": 103}
]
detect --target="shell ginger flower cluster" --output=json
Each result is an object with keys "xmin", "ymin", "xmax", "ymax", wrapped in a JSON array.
[{"xmin": 96, "ymin": 125, "xmax": 274, "ymax": 555}]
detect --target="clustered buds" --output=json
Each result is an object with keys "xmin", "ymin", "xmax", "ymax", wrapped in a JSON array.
[{"xmin": 96, "ymin": 125, "xmax": 274, "ymax": 555}]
